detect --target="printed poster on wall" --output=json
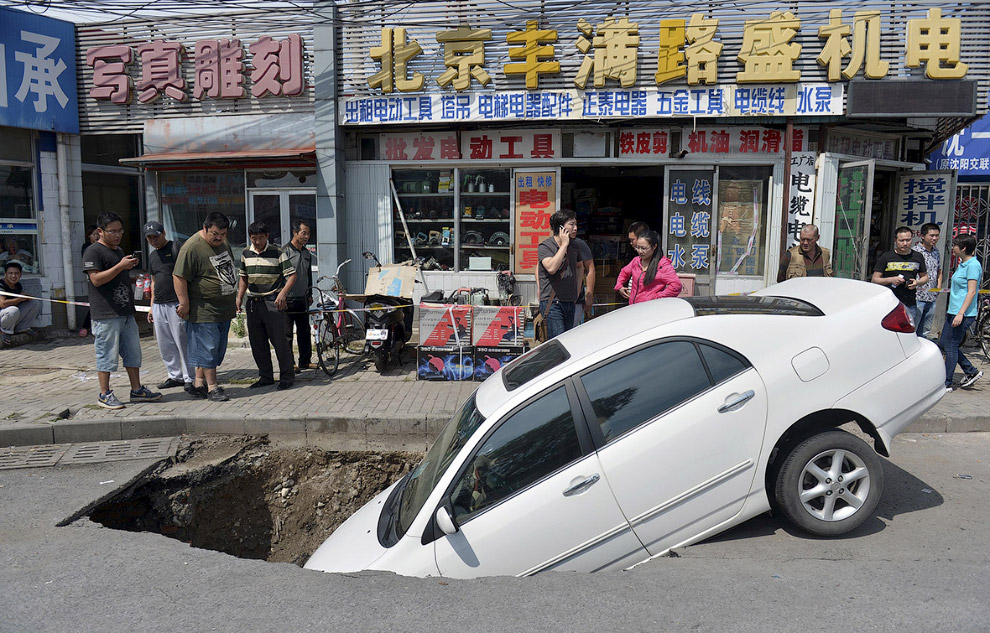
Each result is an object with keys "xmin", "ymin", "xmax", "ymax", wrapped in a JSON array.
[
  {"xmin": 667, "ymin": 169, "xmax": 714, "ymax": 275},
  {"xmin": 513, "ymin": 171, "xmax": 556, "ymax": 276},
  {"xmin": 896, "ymin": 170, "xmax": 954, "ymax": 256}
]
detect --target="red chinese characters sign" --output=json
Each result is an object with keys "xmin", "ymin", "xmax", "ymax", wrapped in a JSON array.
[
  {"xmin": 85, "ymin": 35, "xmax": 306, "ymax": 105},
  {"xmin": 676, "ymin": 126, "xmax": 807, "ymax": 155},
  {"xmin": 462, "ymin": 130, "xmax": 560, "ymax": 161},
  {"xmin": 380, "ymin": 131, "xmax": 461, "ymax": 161},
  {"xmin": 513, "ymin": 171, "xmax": 556, "ymax": 276}
]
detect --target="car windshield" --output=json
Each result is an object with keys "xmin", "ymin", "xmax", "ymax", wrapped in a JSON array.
[
  {"xmin": 502, "ymin": 339, "xmax": 570, "ymax": 391},
  {"xmin": 684, "ymin": 295, "xmax": 824, "ymax": 316},
  {"xmin": 396, "ymin": 394, "xmax": 486, "ymax": 536}
]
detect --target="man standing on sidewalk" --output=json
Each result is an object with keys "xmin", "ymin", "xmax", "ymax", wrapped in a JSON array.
[
  {"xmin": 144, "ymin": 221, "xmax": 195, "ymax": 393},
  {"xmin": 913, "ymin": 222, "xmax": 943, "ymax": 339},
  {"xmin": 82, "ymin": 212, "xmax": 162, "ymax": 410},
  {"xmin": 872, "ymin": 226, "xmax": 929, "ymax": 325},
  {"xmin": 0, "ymin": 260, "xmax": 41, "ymax": 346},
  {"xmin": 237, "ymin": 221, "xmax": 297, "ymax": 390},
  {"xmin": 173, "ymin": 212, "xmax": 238, "ymax": 403},
  {"xmin": 282, "ymin": 219, "xmax": 315, "ymax": 372}
]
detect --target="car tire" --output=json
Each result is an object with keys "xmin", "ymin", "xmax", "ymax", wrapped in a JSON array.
[{"xmin": 774, "ymin": 429, "xmax": 884, "ymax": 537}]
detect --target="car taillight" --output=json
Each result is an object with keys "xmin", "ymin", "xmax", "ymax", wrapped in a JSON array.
[{"xmin": 881, "ymin": 303, "xmax": 915, "ymax": 333}]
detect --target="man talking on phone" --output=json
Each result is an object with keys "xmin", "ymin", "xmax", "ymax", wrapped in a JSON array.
[
  {"xmin": 538, "ymin": 209, "xmax": 584, "ymax": 339},
  {"xmin": 82, "ymin": 212, "xmax": 161, "ymax": 410}
]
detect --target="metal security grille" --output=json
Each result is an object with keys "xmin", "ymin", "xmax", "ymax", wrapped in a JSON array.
[
  {"xmin": 0, "ymin": 444, "xmax": 69, "ymax": 470},
  {"xmin": 955, "ymin": 183, "xmax": 990, "ymax": 288},
  {"xmin": 0, "ymin": 438, "xmax": 178, "ymax": 470},
  {"xmin": 334, "ymin": 0, "xmax": 990, "ymax": 124}
]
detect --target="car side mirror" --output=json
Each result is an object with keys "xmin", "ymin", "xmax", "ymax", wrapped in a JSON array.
[{"xmin": 435, "ymin": 506, "xmax": 458, "ymax": 536}]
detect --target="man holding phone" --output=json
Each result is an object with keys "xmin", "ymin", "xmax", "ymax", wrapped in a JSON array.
[
  {"xmin": 82, "ymin": 212, "xmax": 161, "ymax": 410},
  {"xmin": 538, "ymin": 209, "xmax": 582, "ymax": 339}
]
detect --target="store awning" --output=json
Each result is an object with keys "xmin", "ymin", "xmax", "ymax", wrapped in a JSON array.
[{"xmin": 120, "ymin": 146, "xmax": 316, "ymax": 166}]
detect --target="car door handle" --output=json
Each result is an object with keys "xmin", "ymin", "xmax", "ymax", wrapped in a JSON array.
[
  {"xmin": 563, "ymin": 474, "xmax": 600, "ymax": 497},
  {"xmin": 718, "ymin": 390, "xmax": 755, "ymax": 413}
]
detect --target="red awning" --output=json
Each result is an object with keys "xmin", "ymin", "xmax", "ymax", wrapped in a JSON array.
[{"xmin": 120, "ymin": 146, "xmax": 316, "ymax": 166}]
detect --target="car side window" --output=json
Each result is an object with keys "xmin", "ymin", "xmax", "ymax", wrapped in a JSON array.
[
  {"xmin": 698, "ymin": 343, "xmax": 750, "ymax": 384},
  {"xmin": 450, "ymin": 387, "xmax": 582, "ymax": 523},
  {"xmin": 580, "ymin": 341, "xmax": 711, "ymax": 442}
]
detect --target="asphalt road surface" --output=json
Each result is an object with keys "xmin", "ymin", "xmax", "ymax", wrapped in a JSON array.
[{"xmin": 2, "ymin": 432, "xmax": 988, "ymax": 633}]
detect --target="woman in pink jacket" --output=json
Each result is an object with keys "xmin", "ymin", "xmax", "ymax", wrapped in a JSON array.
[{"xmin": 615, "ymin": 230, "xmax": 682, "ymax": 304}]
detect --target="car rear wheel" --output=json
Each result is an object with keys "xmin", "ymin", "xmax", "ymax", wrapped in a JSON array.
[{"xmin": 774, "ymin": 430, "xmax": 883, "ymax": 536}]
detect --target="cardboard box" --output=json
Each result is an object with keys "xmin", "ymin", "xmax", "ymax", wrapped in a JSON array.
[
  {"xmin": 365, "ymin": 265, "xmax": 416, "ymax": 298},
  {"xmin": 474, "ymin": 346, "xmax": 525, "ymax": 382},
  {"xmin": 418, "ymin": 345, "xmax": 474, "ymax": 381},
  {"xmin": 471, "ymin": 305, "xmax": 525, "ymax": 346},
  {"xmin": 418, "ymin": 304, "xmax": 472, "ymax": 347}
]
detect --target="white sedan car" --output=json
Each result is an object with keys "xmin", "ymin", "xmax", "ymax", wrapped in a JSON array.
[{"xmin": 306, "ymin": 278, "xmax": 945, "ymax": 578}]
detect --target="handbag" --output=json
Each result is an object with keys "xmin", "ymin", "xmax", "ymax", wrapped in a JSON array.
[{"xmin": 533, "ymin": 289, "xmax": 555, "ymax": 344}]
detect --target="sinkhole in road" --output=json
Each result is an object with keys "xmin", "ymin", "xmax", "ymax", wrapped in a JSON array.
[{"xmin": 86, "ymin": 436, "xmax": 422, "ymax": 566}]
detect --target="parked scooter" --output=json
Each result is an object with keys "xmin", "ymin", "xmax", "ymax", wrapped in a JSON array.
[{"xmin": 362, "ymin": 252, "xmax": 415, "ymax": 373}]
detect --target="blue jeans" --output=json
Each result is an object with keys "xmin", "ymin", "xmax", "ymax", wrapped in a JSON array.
[
  {"xmin": 938, "ymin": 314, "xmax": 977, "ymax": 387},
  {"xmin": 539, "ymin": 299, "xmax": 576, "ymax": 339},
  {"xmin": 186, "ymin": 320, "xmax": 231, "ymax": 370},
  {"xmin": 916, "ymin": 300, "xmax": 936, "ymax": 338}
]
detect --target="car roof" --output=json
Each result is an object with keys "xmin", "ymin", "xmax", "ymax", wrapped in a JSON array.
[{"xmin": 475, "ymin": 278, "xmax": 894, "ymax": 417}]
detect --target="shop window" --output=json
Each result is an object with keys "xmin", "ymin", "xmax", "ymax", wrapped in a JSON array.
[
  {"xmin": 717, "ymin": 166, "xmax": 771, "ymax": 277},
  {"xmin": 0, "ymin": 161, "xmax": 39, "ymax": 273},
  {"xmin": 160, "ymin": 172, "xmax": 247, "ymax": 257},
  {"xmin": 393, "ymin": 168, "xmax": 511, "ymax": 272},
  {"xmin": 459, "ymin": 169, "xmax": 511, "ymax": 271},
  {"xmin": 394, "ymin": 168, "xmax": 455, "ymax": 270}
]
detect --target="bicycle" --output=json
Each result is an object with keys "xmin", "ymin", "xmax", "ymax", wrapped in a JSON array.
[{"xmin": 309, "ymin": 258, "xmax": 366, "ymax": 377}]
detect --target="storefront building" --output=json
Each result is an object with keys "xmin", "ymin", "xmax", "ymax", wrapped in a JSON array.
[
  {"xmin": 75, "ymin": 11, "xmax": 317, "ymax": 272},
  {"xmin": 0, "ymin": 6, "xmax": 81, "ymax": 328},
  {"xmin": 323, "ymin": 0, "xmax": 989, "ymax": 303}
]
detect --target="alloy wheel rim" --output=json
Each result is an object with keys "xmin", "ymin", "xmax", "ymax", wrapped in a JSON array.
[{"xmin": 797, "ymin": 448, "xmax": 871, "ymax": 522}]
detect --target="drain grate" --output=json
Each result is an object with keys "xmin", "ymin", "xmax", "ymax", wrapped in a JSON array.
[
  {"xmin": 0, "ymin": 438, "xmax": 178, "ymax": 470},
  {"xmin": 0, "ymin": 444, "xmax": 70, "ymax": 469},
  {"xmin": 62, "ymin": 438, "xmax": 178, "ymax": 464}
]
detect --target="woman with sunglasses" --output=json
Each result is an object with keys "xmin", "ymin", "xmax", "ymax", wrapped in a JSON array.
[{"xmin": 615, "ymin": 230, "xmax": 682, "ymax": 304}]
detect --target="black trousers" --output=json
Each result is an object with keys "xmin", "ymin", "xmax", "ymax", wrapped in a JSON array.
[
  {"xmin": 246, "ymin": 298, "xmax": 294, "ymax": 382},
  {"xmin": 284, "ymin": 296, "xmax": 312, "ymax": 366}
]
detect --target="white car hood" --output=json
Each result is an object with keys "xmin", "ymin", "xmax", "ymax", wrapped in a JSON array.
[{"xmin": 304, "ymin": 479, "xmax": 399, "ymax": 573}]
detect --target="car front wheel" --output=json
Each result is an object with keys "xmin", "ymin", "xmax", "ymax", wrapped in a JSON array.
[{"xmin": 774, "ymin": 430, "xmax": 884, "ymax": 536}]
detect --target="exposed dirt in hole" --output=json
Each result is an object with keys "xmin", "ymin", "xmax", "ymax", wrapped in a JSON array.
[{"xmin": 88, "ymin": 435, "xmax": 423, "ymax": 566}]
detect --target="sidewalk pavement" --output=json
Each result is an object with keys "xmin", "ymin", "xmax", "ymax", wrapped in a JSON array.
[{"xmin": 0, "ymin": 332, "xmax": 987, "ymax": 450}]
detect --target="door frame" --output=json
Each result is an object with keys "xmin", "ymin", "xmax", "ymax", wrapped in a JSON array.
[{"xmin": 248, "ymin": 188, "xmax": 317, "ymax": 245}]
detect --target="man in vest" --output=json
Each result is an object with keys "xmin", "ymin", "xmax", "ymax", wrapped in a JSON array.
[{"xmin": 777, "ymin": 224, "xmax": 833, "ymax": 282}]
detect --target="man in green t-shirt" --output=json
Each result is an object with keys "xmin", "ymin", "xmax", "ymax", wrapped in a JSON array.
[{"xmin": 173, "ymin": 212, "xmax": 238, "ymax": 402}]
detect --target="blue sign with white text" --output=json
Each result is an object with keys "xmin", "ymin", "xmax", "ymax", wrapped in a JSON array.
[
  {"xmin": 929, "ymin": 111, "xmax": 990, "ymax": 176},
  {"xmin": 0, "ymin": 6, "xmax": 79, "ymax": 133}
]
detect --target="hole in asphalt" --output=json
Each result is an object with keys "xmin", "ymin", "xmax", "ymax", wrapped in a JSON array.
[{"xmin": 86, "ymin": 436, "xmax": 422, "ymax": 566}]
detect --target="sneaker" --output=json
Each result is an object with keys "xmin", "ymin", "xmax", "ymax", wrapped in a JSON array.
[
  {"xmin": 276, "ymin": 381, "xmax": 293, "ymax": 391},
  {"xmin": 185, "ymin": 383, "xmax": 208, "ymax": 399},
  {"xmin": 961, "ymin": 371, "xmax": 983, "ymax": 389},
  {"xmin": 98, "ymin": 390, "xmax": 125, "ymax": 410},
  {"xmin": 249, "ymin": 378, "xmax": 275, "ymax": 389},
  {"xmin": 157, "ymin": 377, "xmax": 185, "ymax": 390},
  {"xmin": 208, "ymin": 386, "xmax": 230, "ymax": 402},
  {"xmin": 130, "ymin": 386, "xmax": 163, "ymax": 402},
  {"xmin": 946, "ymin": 386, "xmax": 954, "ymax": 394},
  {"xmin": 0, "ymin": 332, "xmax": 11, "ymax": 346}
]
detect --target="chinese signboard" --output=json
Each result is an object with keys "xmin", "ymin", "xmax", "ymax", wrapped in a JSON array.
[
  {"xmin": 897, "ymin": 172, "xmax": 953, "ymax": 251},
  {"xmin": 513, "ymin": 171, "xmax": 556, "ymax": 276},
  {"xmin": 667, "ymin": 169, "xmax": 714, "ymax": 274},
  {"xmin": 929, "ymin": 113, "xmax": 990, "ymax": 175},
  {"xmin": 380, "ymin": 131, "xmax": 460, "ymax": 161},
  {"xmin": 825, "ymin": 130, "xmax": 898, "ymax": 160},
  {"xmin": 788, "ymin": 152, "xmax": 817, "ymax": 246},
  {"xmin": 462, "ymin": 130, "xmax": 559, "ymax": 161},
  {"xmin": 0, "ymin": 7, "xmax": 78, "ymax": 133},
  {"xmin": 84, "ymin": 34, "xmax": 305, "ymax": 105},
  {"xmin": 341, "ymin": 84, "xmax": 843, "ymax": 125},
  {"xmin": 678, "ymin": 126, "xmax": 809, "ymax": 156}
]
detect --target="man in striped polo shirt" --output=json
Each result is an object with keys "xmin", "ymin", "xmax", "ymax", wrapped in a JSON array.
[{"xmin": 236, "ymin": 221, "xmax": 297, "ymax": 390}]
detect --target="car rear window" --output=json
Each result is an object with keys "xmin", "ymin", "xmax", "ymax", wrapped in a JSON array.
[
  {"xmin": 502, "ymin": 340, "xmax": 570, "ymax": 391},
  {"xmin": 684, "ymin": 295, "xmax": 824, "ymax": 316}
]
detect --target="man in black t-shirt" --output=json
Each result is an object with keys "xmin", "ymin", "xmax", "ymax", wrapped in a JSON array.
[
  {"xmin": 537, "ymin": 210, "xmax": 581, "ymax": 339},
  {"xmin": 82, "ymin": 212, "xmax": 162, "ymax": 410},
  {"xmin": 145, "ymin": 221, "xmax": 194, "ymax": 392},
  {"xmin": 872, "ymin": 226, "xmax": 929, "ymax": 326}
]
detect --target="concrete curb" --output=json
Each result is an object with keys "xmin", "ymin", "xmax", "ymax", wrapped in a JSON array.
[{"xmin": 1, "ymin": 409, "xmax": 987, "ymax": 450}]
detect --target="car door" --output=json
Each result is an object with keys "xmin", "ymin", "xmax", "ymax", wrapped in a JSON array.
[
  {"xmin": 576, "ymin": 338, "xmax": 768, "ymax": 555},
  {"xmin": 432, "ymin": 385, "xmax": 648, "ymax": 578}
]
